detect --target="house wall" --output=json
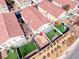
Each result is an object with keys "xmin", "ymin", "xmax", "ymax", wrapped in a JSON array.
[
  {"xmin": 19, "ymin": 0, "xmax": 32, "ymax": 8},
  {"xmin": 0, "ymin": 35, "xmax": 27, "ymax": 51},
  {"xmin": 33, "ymin": 23, "xmax": 51, "ymax": 34},
  {"xmin": 0, "ymin": 4, "xmax": 9, "ymax": 13},
  {"xmin": 32, "ymin": 0, "xmax": 42, "ymax": 3}
]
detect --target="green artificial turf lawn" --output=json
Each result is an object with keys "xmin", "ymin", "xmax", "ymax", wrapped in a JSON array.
[
  {"xmin": 19, "ymin": 41, "xmax": 37, "ymax": 57},
  {"xmin": 46, "ymin": 29, "xmax": 60, "ymax": 40},
  {"xmin": 5, "ymin": 49, "xmax": 18, "ymax": 59},
  {"xmin": 55, "ymin": 24, "xmax": 66, "ymax": 33}
]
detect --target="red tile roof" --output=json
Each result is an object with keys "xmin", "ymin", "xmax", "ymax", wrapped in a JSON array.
[
  {"xmin": 0, "ymin": 0, "xmax": 6, "ymax": 5},
  {"xmin": 21, "ymin": 6, "xmax": 50, "ymax": 30},
  {"xmin": 53, "ymin": 0, "xmax": 77, "ymax": 9},
  {"xmin": 2, "ymin": 12, "xmax": 24, "ymax": 37},
  {"xmin": 0, "ymin": 12, "xmax": 24, "ymax": 44},
  {"xmin": 76, "ymin": 0, "xmax": 79, "ymax": 2},
  {"xmin": 39, "ymin": 0, "xmax": 65, "ymax": 18},
  {"xmin": 0, "ymin": 14, "xmax": 9, "ymax": 44}
]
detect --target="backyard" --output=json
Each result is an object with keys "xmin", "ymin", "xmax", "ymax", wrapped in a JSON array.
[
  {"xmin": 55, "ymin": 23, "xmax": 68, "ymax": 33},
  {"xmin": 46, "ymin": 29, "xmax": 60, "ymax": 40},
  {"xmin": 18, "ymin": 41, "xmax": 37, "ymax": 57},
  {"xmin": 5, "ymin": 48, "xmax": 19, "ymax": 59}
]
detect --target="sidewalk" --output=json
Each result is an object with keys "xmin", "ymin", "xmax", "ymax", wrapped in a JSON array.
[{"xmin": 58, "ymin": 37, "xmax": 79, "ymax": 59}]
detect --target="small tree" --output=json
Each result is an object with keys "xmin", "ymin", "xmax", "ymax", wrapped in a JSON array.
[
  {"xmin": 54, "ymin": 20, "xmax": 61, "ymax": 26},
  {"xmin": 62, "ymin": 4, "xmax": 70, "ymax": 11}
]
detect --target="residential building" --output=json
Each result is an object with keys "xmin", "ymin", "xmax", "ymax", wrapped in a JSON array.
[
  {"xmin": 52, "ymin": 0, "xmax": 77, "ymax": 9},
  {"xmin": 20, "ymin": 6, "xmax": 50, "ymax": 34},
  {"xmin": 0, "ymin": 12, "xmax": 26, "ymax": 52},
  {"xmin": 38, "ymin": 0, "xmax": 65, "ymax": 22}
]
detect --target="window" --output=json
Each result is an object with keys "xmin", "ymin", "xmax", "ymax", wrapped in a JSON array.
[{"xmin": 2, "ymin": 44, "xmax": 7, "ymax": 48}]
